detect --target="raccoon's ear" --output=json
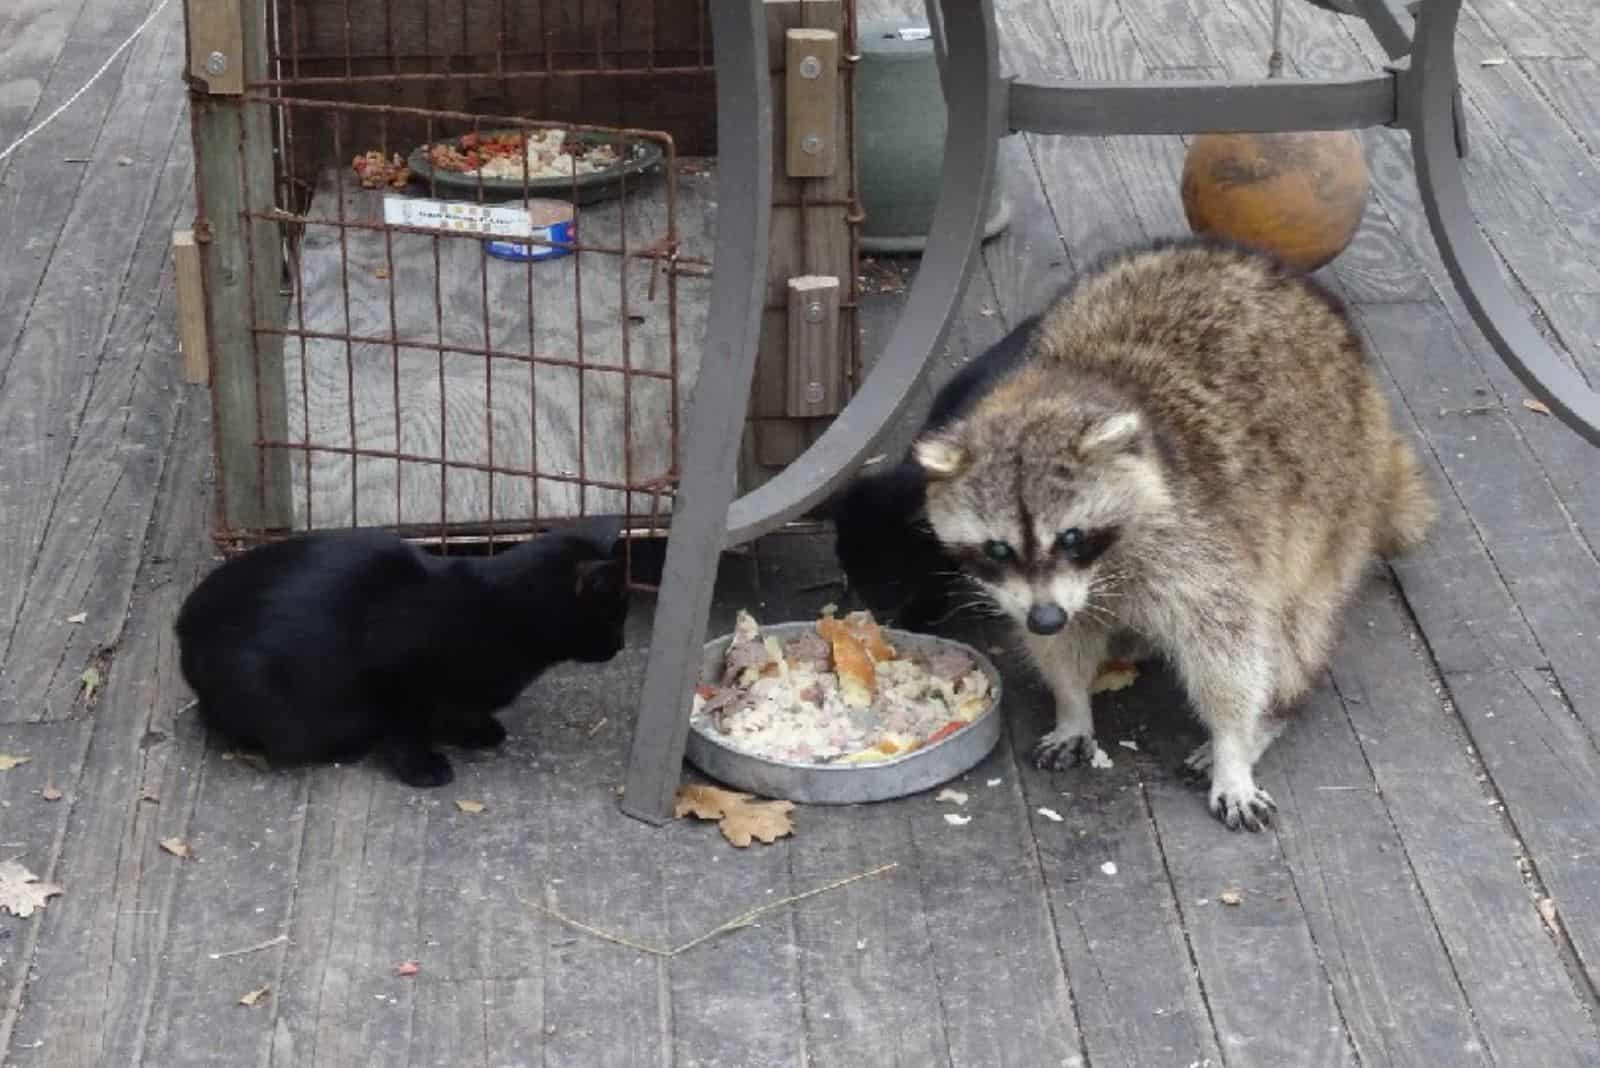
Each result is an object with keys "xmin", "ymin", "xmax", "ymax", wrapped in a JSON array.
[
  {"xmin": 1075, "ymin": 411, "xmax": 1143, "ymax": 458},
  {"xmin": 912, "ymin": 435, "xmax": 969, "ymax": 481}
]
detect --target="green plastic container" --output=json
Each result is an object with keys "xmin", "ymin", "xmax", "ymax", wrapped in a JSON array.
[{"xmin": 857, "ymin": 21, "xmax": 1011, "ymax": 255}]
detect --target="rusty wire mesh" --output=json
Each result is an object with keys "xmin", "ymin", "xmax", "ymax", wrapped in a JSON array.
[{"xmin": 204, "ymin": 0, "xmax": 718, "ymax": 588}]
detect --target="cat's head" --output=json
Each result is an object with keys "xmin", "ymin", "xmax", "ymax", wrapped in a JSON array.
[{"xmin": 561, "ymin": 520, "xmax": 629, "ymax": 663}]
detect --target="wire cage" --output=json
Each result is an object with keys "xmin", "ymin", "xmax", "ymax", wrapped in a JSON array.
[{"xmin": 187, "ymin": 0, "xmax": 729, "ymax": 586}]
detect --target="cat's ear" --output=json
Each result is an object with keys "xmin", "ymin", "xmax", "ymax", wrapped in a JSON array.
[
  {"xmin": 575, "ymin": 557, "xmax": 623, "ymax": 597},
  {"xmin": 579, "ymin": 516, "xmax": 626, "ymax": 559}
]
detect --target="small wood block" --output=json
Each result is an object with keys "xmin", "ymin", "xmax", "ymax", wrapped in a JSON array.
[
  {"xmin": 186, "ymin": 0, "xmax": 245, "ymax": 95},
  {"xmin": 785, "ymin": 275, "xmax": 842, "ymax": 417},
  {"xmin": 785, "ymin": 29, "xmax": 838, "ymax": 178},
  {"xmin": 171, "ymin": 229, "xmax": 210, "ymax": 385}
]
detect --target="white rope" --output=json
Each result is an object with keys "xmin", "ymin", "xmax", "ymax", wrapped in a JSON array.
[{"xmin": 0, "ymin": 0, "xmax": 175, "ymax": 168}]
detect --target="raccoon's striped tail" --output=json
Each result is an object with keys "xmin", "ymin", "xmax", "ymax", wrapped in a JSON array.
[{"xmin": 1377, "ymin": 435, "xmax": 1437, "ymax": 558}]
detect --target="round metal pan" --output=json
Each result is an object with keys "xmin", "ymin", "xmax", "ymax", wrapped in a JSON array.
[
  {"xmin": 405, "ymin": 130, "xmax": 665, "ymax": 205},
  {"xmin": 685, "ymin": 622, "xmax": 1003, "ymax": 804}
]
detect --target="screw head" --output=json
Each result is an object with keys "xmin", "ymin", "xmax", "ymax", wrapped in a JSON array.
[
  {"xmin": 805, "ymin": 381, "xmax": 825, "ymax": 404},
  {"xmin": 801, "ymin": 133, "xmax": 824, "ymax": 156},
  {"xmin": 206, "ymin": 51, "xmax": 228, "ymax": 76},
  {"xmin": 799, "ymin": 55, "xmax": 823, "ymax": 79},
  {"xmin": 804, "ymin": 300, "xmax": 826, "ymax": 323}
]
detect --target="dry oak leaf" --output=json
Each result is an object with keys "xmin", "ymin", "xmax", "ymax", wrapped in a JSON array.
[
  {"xmin": 673, "ymin": 783, "xmax": 795, "ymax": 848},
  {"xmin": 0, "ymin": 861, "xmax": 64, "ymax": 918},
  {"xmin": 238, "ymin": 985, "xmax": 271, "ymax": 1007},
  {"xmin": 160, "ymin": 837, "xmax": 192, "ymax": 859},
  {"xmin": 1219, "ymin": 889, "xmax": 1244, "ymax": 907},
  {"xmin": 0, "ymin": 753, "xmax": 31, "ymax": 771},
  {"xmin": 455, "ymin": 799, "xmax": 486, "ymax": 815},
  {"xmin": 1523, "ymin": 398, "xmax": 1552, "ymax": 415}
]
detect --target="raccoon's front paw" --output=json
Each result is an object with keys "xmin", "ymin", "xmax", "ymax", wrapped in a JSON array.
[
  {"xmin": 1032, "ymin": 728, "xmax": 1096, "ymax": 771},
  {"xmin": 1208, "ymin": 778, "xmax": 1277, "ymax": 832}
]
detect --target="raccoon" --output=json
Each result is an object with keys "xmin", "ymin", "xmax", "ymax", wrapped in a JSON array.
[{"xmin": 912, "ymin": 238, "xmax": 1436, "ymax": 830}]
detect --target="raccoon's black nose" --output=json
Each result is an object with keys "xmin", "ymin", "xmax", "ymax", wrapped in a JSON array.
[{"xmin": 1026, "ymin": 603, "xmax": 1068, "ymax": 635}]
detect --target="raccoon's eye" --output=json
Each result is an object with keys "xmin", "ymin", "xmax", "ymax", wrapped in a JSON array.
[
  {"xmin": 1058, "ymin": 527, "xmax": 1118, "ymax": 566},
  {"xmin": 982, "ymin": 540, "xmax": 1015, "ymax": 563}
]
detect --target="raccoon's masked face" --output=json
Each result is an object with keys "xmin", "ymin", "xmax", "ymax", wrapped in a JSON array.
[{"xmin": 913, "ymin": 405, "xmax": 1168, "ymax": 636}]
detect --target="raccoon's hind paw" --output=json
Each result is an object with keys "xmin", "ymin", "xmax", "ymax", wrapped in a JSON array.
[
  {"xmin": 1181, "ymin": 741, "xmax": 1212, "ymax": 781},
  {"xmin": 1208, "ymin": 780, "xmax": 1277, "ymax": 832},
  {"xmin": 1032, "ymin": 728, "xmax": 1097, "ymax": 771}
]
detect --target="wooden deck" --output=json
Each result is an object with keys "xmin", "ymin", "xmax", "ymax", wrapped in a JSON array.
[{"xmin": 2, "ymin": 0, "xmax": 1599, "ymax": 1065}]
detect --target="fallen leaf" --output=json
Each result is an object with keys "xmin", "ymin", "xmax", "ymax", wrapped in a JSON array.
[
  {"xmin": 1036, "ymin": 807, "xmax": 1064, "ymax": 822},
  {"xmin": 116, "ymin": 155, "xmax": 134, "ymax": 166},
  {"xmin": 238, "ymin": 985, "xmax": 271, "ymax": 1007},
  {"xmin": 1118, "ymin": 739, "xmax": 1139, "ymax": 752},
  {"xmin": 935, "ymin": 788, "xmax": 969, "ymax": 806},
  {"xmin": 986, "ymin": 777, "xmax": 1003, "ymax": 787},
  {"xmin": 0, "ymin": 861, "xmax": 64, "ymax": 917},
  {"xmin": 40, "ymin": 784, "xmax": 63, "ymax": 802},
  {"xmin": 1219, "ymin": 889, "xmax": 1244, "ymax": 906},
  {"xmin": 80, "ymin": 665, "xmax": 102, "ymax": 703},
  {"xmin": 673, "ymin": 783, "xmax": 795, "ymax": 847},
  {"xmin": 1480, "ymin": 57, "xmax": 1508, "ymax": 66},
  {"xmin": 1092, "ymin": 659, "xmax": 1140, "ymax": 694},
  {"xmin": 160, "ymin": 837, "xmax": 191, "ymax": 859},
  {"xmin": 374, "ymin": 266, "xmax": 390, "ymax": 279},
  {"xmin": 1100, "ymin": 861, "xmax": 1118, "ymax": 876},
  {"xmin": 66, "ymin": 612, "xmax": 87, "ymax": 624},
  {"xmin": 1537, "ymin": 896, "xmax": 1560, "ymax": 933},
  {"xmin": 943, "ymin": 813, "xmax": 971, "ymax": 826},
  {"xmin": 455, "ymin": 799, "xmax": 486, "ymax": 815},
  {"xmin": 1523, "ymin": 398, "xmax": 1551, "ymax": 415},
  {"xmin": 0, "ymin": 753, "xmax": 31, "ymax": 771},
  {"xmin": 1088, "ymin": 746, "xmax": 1114, "ymax": 770},
  {"xmin": 393, "ymin": 960, "xmax": 421, "ymax": 977}
]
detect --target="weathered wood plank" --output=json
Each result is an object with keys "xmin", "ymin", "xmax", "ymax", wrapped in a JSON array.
[
  {"xmin": 285, "ymin": 164, "xmax": 699, "ymax": 528},
  {"xmin": 534, "ymin": 660, "xmax": 672, "ymax": 1068},
  {"xmin": 0, "ymin": 0, "xmax": 173, "ymax": 369},
  {"xmin": 1357, "ymin": 301, "xmax": 1600, "ymax": 743},
  {"xmin": 0, "ymin": 3, "xmax": 188, "ymax": 712},
  {"xmin": 0, "ymin": 389, "xmax": 217, "ymax": 1067},
  {"xmin": 1445, "ymin": 667, "xmax": 1600, "ymax": 996},
  {"xmin": 1142, "ymin": 728, "xmax": 1357, "ymax": 1066},
  {"xmin": 0, "ymin": 720, "xmax": 93, "ymax": 1059},
  {"xmin": 0, "ymin": 0, "xmax": 91, "ymax": 151},
  {"xmin": 1330, "ymin": 579, "xmax": 1600, "ymax": 1063},
  {"xmin": 1264, "ymin": 682, "xmax": 1491, "ymax": 1067},
  {"xmin": 0, "ymin": 136, "xmax": 194, "ymax": 724},
  {"xmin": 1006, "ymin": 664, "xmax": 1224, "ymax": 1068}
]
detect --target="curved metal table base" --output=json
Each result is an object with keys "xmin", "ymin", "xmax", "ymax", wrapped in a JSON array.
[{"xmin": 622, "ymin": 0, "xmax": 1599, "ymax": 823}]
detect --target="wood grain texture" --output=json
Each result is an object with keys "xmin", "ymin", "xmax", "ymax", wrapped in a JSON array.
[
  {"xmin": 0, "ymin": 4, "xmax": 191, "ymax": 723},
  {"xmin": 283, "ymin": 164, "xmax": 708, "ymax": 528},
  {"xmin": 786, "ymin": 274, "xmax": 841, "ymax": 416},
  {"xmin": 0, "ymin": 0, "xmax": 91, "ymax": 153},
  {"xmin": 1331, "ymin": 580, "xmax": 1600, "ymax": 1063},
  {"xmin": 785, "ymin": 29, "xmax": 839, "ymax": 178},
  {"xmin": 172, "ymin": 229, "xmax": 210, "ymax": 385}
]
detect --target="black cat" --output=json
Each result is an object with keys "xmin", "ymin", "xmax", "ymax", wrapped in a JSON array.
[
  {"xmin": 824, "ymin": 314, "xmax": 1040, "ymax": 631},
  {"xmin": 175, "ymin": 521, "xmax": 629, "ymax": 787}
]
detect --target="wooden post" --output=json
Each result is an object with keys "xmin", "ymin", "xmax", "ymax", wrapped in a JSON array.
[
  {"xmin": 187, "ymin": 0, "xmax": 293, "ymax": 531},
  {"xmin": 742, "ymin": 0, "xmax": 856, "ymax": 487},
  {"xmin": 785, "ymin": 275, "xmax": 841, "ymax": 417},
  {"xmin": 785, "ymin": 29, "xmax": 839, "ymax": 178},
  {"xmin": 172, "ymin": 229, "xmax": 210, "ymax": 385}
]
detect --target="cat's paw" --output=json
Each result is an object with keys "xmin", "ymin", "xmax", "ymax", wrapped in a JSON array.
[
  {"xmin": 1032, "ymin": 728, "xmax": 1096, "ymax": 771},
  {"xmin": 391, "ymin": 747, "xmax": 455, "ymax": 788},
  {"xmin": 449, "ymin": 717, "xmax": 508, "ymax": 749}
]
